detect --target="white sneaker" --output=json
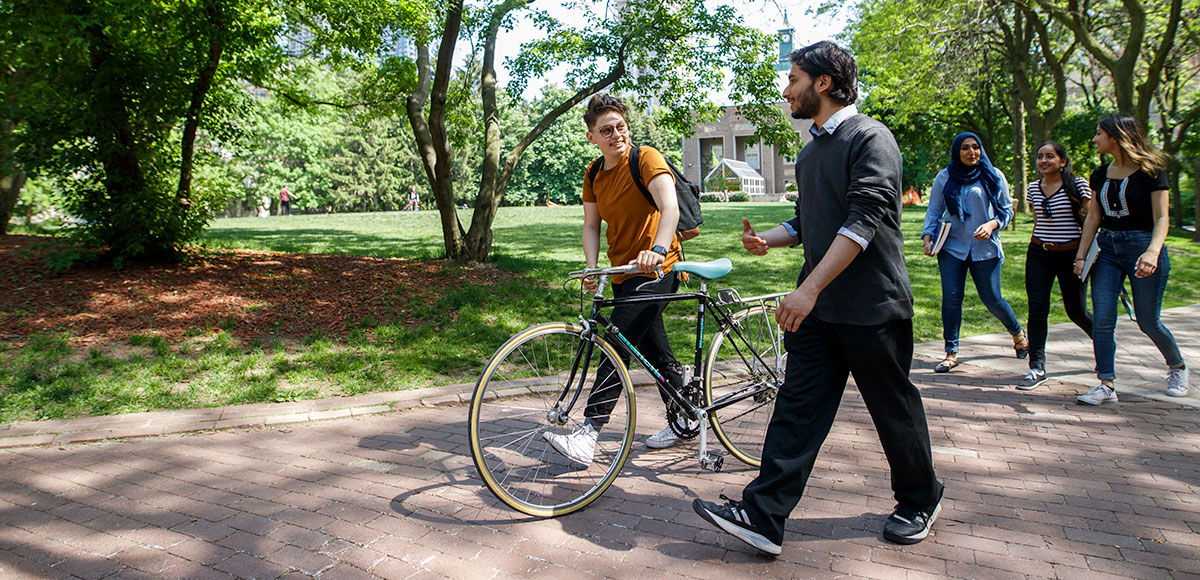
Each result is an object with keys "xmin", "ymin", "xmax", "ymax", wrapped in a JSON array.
[
  {"xmin": 1166, "ymin": 366, "xmax": 1189, "ymax": 397},
  {"xmin": 645, "ymin": 417, "xmax": 698, "ymax": 449},
  {"xmin": 542, "ymin": 422, "xmax": 598, "ymax": 466},
  {"xmin": 1077, "ymin": 384, "xmax": 1118, "ymax": 406}
]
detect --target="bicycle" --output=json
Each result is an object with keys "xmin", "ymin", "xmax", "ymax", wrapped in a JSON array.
[{"xmin": 467, "ymin": 258, "xmax": 787, "ymax": 517}]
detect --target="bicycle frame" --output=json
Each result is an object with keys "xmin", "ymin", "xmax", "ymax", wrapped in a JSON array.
[{"xmin": 556, "ymin": 269, "xmax": 785, "ymax": 471}]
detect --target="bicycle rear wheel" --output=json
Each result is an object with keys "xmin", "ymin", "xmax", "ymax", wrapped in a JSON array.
[
  {"xmin": 468, "ymin": 322, "xmax": 636, "ymax": 517},
  {"xmin": 704, "ymin": 305, "xmax": 784, "ymax": 467}
]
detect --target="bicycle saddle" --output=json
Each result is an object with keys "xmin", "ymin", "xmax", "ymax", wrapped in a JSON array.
[{"xmin": 673, "ymin": 258, "xmax": 732, "ymax": 280}]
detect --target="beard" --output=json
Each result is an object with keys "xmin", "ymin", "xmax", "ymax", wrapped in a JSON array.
[{"xmin": 790, "ymin": 85, "xmax": 821, "ymax": 120}]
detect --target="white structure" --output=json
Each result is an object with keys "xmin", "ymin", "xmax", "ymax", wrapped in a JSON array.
[
  {"xmin": 704, "ymin": 158, "xmax": 765, "ymax": 197},
  {"xmin": 381, "ymin": 29, "xmax": 418, "ymax": 61}
]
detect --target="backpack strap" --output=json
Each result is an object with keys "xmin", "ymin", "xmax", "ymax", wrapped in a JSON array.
[
  {"xmin": 627, "ymin": 146, "xmax": 658, "ymax": 210},
  {"xmin": 586, "ymin": 155, "xmax": 604, "ymax": 188},
  {"xmin": 627, "ymin": 145, "xmax": 689, "ymax": 257}
]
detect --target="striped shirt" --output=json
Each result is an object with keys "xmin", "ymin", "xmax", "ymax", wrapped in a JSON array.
[{"xmin": 1027, "ymin": 177, "xmax": 1091, "ymax": 243}]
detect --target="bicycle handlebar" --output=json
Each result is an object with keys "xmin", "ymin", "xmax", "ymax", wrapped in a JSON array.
[{"xmin": 567, "ymin": 264, "xmax": 660, "ymax": 280}]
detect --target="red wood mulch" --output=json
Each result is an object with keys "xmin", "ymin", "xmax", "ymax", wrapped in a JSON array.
[{"xmin": 0, "ymin": 235, "xmax": 521, "ymax": 346}]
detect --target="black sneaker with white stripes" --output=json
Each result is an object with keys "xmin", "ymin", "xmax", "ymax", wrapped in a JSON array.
[
  {"xmin": 882, "ymin": 498, "xmax": 942, "ymax": 545},
  {"xmin": 692, "ymin": 495, "xmax": 782, "ymax": 556}
]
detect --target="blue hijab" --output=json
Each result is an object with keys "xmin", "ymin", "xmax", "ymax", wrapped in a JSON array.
[{"xmin": 944, "ymin": 132, "xmax": 1004, "ymax": 222}]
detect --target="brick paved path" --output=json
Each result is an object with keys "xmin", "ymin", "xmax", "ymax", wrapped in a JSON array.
[{"xmin": 1, "ymin": 306, "xmax": 1197, "ymax": 579}]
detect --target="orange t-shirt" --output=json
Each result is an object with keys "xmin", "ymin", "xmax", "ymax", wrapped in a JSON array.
[{"xmin": 582, "ymin": 146, "xmax": 682, "ymax": 283}]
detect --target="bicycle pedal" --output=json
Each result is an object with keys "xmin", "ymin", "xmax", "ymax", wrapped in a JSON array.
[{"xmin": 699, "ymin": 454, "xmax": 724, "ymax": 472}]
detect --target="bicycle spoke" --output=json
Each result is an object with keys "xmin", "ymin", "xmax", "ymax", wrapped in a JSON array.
[
  {"xmin": 705, "ymin": 306, "xmax": 783, "ymax": 467},
  {"xmin": 469, "ymin": 324, "xmax": 635, "ymax": 517}
]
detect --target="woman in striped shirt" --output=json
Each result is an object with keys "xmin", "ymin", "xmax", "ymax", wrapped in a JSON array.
[{"xmin": 1018, "ymin": 142, "xmax": 1094, "ymax": 390}]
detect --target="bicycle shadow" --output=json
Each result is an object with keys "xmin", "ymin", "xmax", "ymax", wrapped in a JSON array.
[{"xmin": 379, "ymin": 430, "xmax": 891, "ymax": 564}]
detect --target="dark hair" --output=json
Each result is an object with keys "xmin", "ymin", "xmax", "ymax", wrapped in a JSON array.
[
  {"xmin": 788, "ymin": 41, "xmax": 858, "ymax": 105},
  {"xmin": 583, "ymin": 93, "xmax": 628, "ymax": 129},
  {"xmin": 1038, "ymin": 141, "xmax": 1085, "ymax": 226},
  {"xmin": 1096, "ymin": 113, "xmax": 1168, "ymax": 176}
]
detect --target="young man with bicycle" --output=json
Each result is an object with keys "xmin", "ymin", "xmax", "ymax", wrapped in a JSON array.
[
  {"xmin": 542, "ymin": 93, "xmax": 692, "ymax": 465},
  {"xmin": 693, "ymin": 41, "xmax": 944, "ymax": 554}
]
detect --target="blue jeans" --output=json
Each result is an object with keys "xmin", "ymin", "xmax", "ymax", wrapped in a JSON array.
[
  {"xmin": 937, "ymin": 253, "xmax": 1023, "ymax": 353},
  {"xmin": 1090, "ymin": 229, "xmax": 1184, "ymax": 380}
]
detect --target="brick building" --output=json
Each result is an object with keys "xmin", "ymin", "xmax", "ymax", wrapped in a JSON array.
[
  {"xmin": 681, "ymin": 104, "xmax": 812, "ymax": 198},
  {"xmin": 680, "ymin": 23, "xmax": 814, "ymax": 197}
]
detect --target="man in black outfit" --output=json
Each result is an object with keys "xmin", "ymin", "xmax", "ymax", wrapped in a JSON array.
[{"xmin": 692, "ymin": 41, "xmax": 944, "ymax": 556}]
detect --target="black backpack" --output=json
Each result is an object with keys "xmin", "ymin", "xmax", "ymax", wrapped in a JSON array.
[{"xmin": 586, "ymin": 145, "xmax": 703, "ymax": 241}]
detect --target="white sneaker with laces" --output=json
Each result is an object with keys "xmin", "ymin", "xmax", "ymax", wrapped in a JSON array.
[
  {"xmin": 542, "ymin": 422, "xmax": 598, "ymax": 466},
  {"xmin": 1166, "ymin": 366, "xmax": 1189, "ymax": 397},
  {"xmin": 1077, "ymin": 384, "xmax": 1118, "ymax": 406},
  {"xmin": 646, "ymin": 417, "xmax": 699, "ymax": 449}
]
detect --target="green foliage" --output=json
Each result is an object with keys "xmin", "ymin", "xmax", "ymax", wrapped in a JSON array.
[
  {"xmin": 4, "ymin": 0, "xmax": 285, "ymax": 261},
  {"xmin": 502, "ymin": 87, "xmax": 689, "ymax": 207},
  {"xmin": 504, "ymin": 87, "xmax": 596, "ymax": 206}
]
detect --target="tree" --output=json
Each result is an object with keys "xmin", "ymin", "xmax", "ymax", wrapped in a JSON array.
[
  {"xmin": 401, "ymin": 0, "xmax": 791, "ymax": 262},
  {"xmin": 1154, "ymin": 7, "xmax": 1200, "ymax": 228},
  {"xmin": 843, "ymin": 0, "xmax": 1016, "ymax": 190},
  {"xmin": 842, "ymin": 0, "xmax": 1087, "ymax": 212},
  {"xmin": 1026, "ymin": 0, "xmax": 1182, "ymax": 127},
  {"xmin": 505, "ymin": 87, "xmax": 597, "ymax": 206},
  {"xmin": 3, "ymin": 0, "xmax": 282, "ymax": 261}
]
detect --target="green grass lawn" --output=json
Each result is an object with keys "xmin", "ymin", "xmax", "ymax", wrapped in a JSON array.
[
  {"xmin": 202, "ymin": 203, "xmax": 1200, "ymax": 343},
  {"xmin": 4, "ymin": 203, "xmax": 1198, "ymax": 422}
]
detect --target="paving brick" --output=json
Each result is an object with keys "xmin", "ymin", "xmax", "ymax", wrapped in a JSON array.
[
  {"xmin": 1, "ymin": 307, "xmax": 1199, "ymax": 579},
  {"xmin": 265, "ymin": 543, "xmax": 337, "ymax": 575}
]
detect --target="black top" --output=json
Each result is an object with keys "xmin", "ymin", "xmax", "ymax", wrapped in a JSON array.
[
  {"xmin": 1089, "ymin": 162, "xmax": 1168, "ymax": 232},
  {"xmin": 783, "ymin": 114, "xmax": 913, "ymax": 326}
]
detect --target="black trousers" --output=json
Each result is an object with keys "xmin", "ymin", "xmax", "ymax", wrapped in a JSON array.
[
  {"xmin": 585, "ymin": 272, "xmax": 683, "ymax": 426},
  {"xmin": 1024, "ymin": 243, "xmax": 1093, "ymax": 372},
  {"xmin": 740, "ymin": 315, "xmax": 943, "ymax": 544}
]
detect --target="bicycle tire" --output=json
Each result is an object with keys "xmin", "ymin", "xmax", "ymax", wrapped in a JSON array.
[
  {"xmin": 704, "ymin": 305, "xmax": 784, "ymax": 467},
  {"xmin": 468, "ymin": 322, "xmax": 636, "ymax": 517}
]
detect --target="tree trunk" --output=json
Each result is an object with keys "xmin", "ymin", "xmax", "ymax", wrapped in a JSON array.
[
  {"xmin": 460, "ymin": 0, "xmax": 625, "ymax": 263},
  {"xmin": 408, "ymin": 3, "xmax": 467, "ymax": 261},
  {"xmin": 1194, "ymin": 157, "xmax": 1200, "ymax": 243},
  {"xmin": 178, "ymin": 0, "xmax": 225, "ymax": 214},
  {"xmin": 1011, "ymin": 94, "xmax": 1028, "ymax": 218},
  {"xmin": 87, "ymin": 20, "xmax": 151, "ymax": 253},
  {"xmin": 0, "ymin": 171, "xmax": 25, "ymax": 236},
  {"xmin": 1167, "ymin": 158, "xmax": 1183, "ymax": 229},
  {"xmin": 1033, "ymin": 0, "xmax": 1180, "ymax": 128},
  {"xmin": 1, "ymin": 117, "xmax": 23, "ymax": 235}
]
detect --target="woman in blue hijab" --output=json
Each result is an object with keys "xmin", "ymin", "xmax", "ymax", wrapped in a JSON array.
[{"xmin": 922, "ymin": 132, "xmax": 1027, "ymax": 372}]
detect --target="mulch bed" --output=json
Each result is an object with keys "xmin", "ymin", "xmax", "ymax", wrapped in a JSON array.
[{"xmin": 0, "ymin": 235, "xmax": 521, "ymax": 346}]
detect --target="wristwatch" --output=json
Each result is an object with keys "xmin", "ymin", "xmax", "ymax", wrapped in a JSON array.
[{"xmin": 651, "ymin": 245, "xmax": 668, "ymax": 257}]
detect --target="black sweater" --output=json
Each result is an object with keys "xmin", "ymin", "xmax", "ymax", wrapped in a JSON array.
[{"xmin": 784, "ymin": 114, "xmax": 914, "ymax": 326}]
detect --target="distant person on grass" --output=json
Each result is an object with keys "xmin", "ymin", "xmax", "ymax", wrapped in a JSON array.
[
  {"xmin": 541, "ymin": 93, "xmax": 691, "ymax": 466},
  {"xmin": 279, "ymin": 185, "xmax": 292, "ymax": 216},
  {"xmin": 1073, "ymin": 114, "xmax": 1189, "ymax": 404},
  {"xmin": 693, "ymin": 41, "xmax": 943, "ymax": 556},
  {"xmin": 405, "ymin": 185, "xmax": 420, "ymax": 211},
  {"xmin": 921, "ymin": 133, "xmax": 1028, "ymax": 373}
]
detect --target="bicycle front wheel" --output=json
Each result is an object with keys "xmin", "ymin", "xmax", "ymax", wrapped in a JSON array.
[
  {"xmin": 468, "ymin": 322, "xmax": 636, "ymax": 517},
  {"xmin": 704, "ymin": 305, "xmax": 784, "ymax": 467}
]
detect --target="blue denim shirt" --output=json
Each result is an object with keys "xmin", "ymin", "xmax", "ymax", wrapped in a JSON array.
[{"xmin": 921, "ymin": 168, "xmax": 1013, "ymax": 262}]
